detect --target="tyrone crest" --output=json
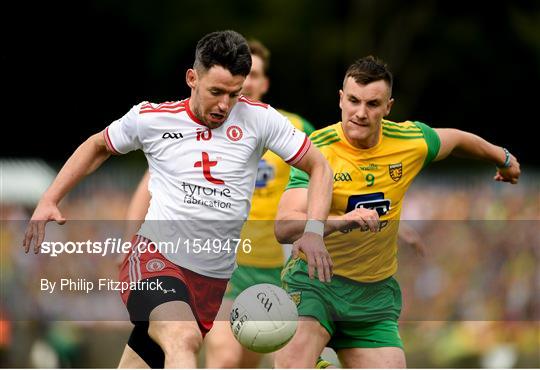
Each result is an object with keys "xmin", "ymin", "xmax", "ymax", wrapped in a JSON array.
[
  {"xmin": 226, "ymin": 125, "xmax": 243, "ymax": 141},
  {"xmin": 389, "ymin": 163, "xmax": 403, "ymax": 182},
  {"xmin": 146, "ymin": 258, "xmax": 166, "ymax": 272}
]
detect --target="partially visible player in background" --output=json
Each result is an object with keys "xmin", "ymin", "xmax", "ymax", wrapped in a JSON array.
[
  {"xmin": 274, "ymin": 56, "xmax": 521, "ymax": 368},
  {"xmin": 205, "ymin": 39, "xmax": 317, "ymax": 369}
]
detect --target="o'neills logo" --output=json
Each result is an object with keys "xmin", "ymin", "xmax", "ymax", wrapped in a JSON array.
[
  {"xmin": 181, "ymin": 182, "xmax": 233, "ymax": 209},
  {"xmin": 360, "ymin": 163, "xmax": 379, "ymax": 171}
]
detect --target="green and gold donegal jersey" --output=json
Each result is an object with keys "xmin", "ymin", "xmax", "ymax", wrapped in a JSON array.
[
  {"xmin": 286, "ymin": 120, "xmax": 440, "ymax": 282},
  {"xmin": 238, "ymin": 110, "xmax": 315, "ymax": 267}
]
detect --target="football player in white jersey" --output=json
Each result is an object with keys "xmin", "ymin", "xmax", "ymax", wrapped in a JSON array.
[{"xmin": 23, "ymin": 30, "xmax": 333, "ymax": 368}]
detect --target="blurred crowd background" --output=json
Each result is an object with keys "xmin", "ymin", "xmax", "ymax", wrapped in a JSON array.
[
  {"xmin": 2, "ymin": 0, "xmax": 539, "ymax": 367},
  {"xmin": 1, "ymin": 163, "xmax": 538, "ymax": 368}
]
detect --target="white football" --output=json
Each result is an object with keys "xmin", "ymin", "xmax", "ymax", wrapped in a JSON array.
[{"xmin": 230, "ymin": 283, "xmax": 298, "ymax": 353}]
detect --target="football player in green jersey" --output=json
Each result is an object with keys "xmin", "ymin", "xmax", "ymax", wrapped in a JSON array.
[{"xmin": 274, "ymin": 56, "xmax": 520, "ymax": 368}]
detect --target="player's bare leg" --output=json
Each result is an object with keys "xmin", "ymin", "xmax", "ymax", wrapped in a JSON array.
[
  {"xmin": 274, "ymin": 316, "xmax": 330, "ymax": 368},
  {"xmin": 337, "ymin": 347, "xmax": 406, "ymax": 368},
  {"xmin": 148, "ymin": 301, "xmax": 203, "ymax": 368},
  {"xmin": 117, "ymin": 345, "xmax": 149, "ymax": 369},
  {"xmin": 204, "ymin": 298, "xmax": 262, "ymax": 368}
]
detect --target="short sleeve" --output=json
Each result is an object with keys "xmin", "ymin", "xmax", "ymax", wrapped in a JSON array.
[
  {"xmin": 104, "ymin": 103, "xmax": 143, "ymax": 154},
  {"xmin": 263, "ymin": 108, "xmax": 311, "ymax": 166},
  {"xmin": 413, "ymin": 121, "xmax": 441, "ymax": 168},
  {"xmin": 285, "ymin": 166, "xmax": 310, "ymax": 190}
]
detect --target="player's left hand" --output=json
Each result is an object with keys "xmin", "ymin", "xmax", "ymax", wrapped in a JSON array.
[
  {"xmin": 494, "ymin": 154, "xmax": 520, "ymax": 184},
  {"xmin": 292, "ymin": 232, "xmax": 333, "ymax": 282},
  {"xmin": 23, "ymin": 200, "xmax": 66, "ymax": 254}
]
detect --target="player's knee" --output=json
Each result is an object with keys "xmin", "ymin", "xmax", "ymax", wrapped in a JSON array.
[
  {"xmin": 275, "ymin": 352, "xmax": 298, "ymax": 369},
  {"xmin": 274, "ymin": 342, "xmax": 309, "ymax": 368},
  {"xmin": 148, "ymin": 321, "xmax": 203, "ymax": 355},
  {"xmin": 208, "ymin": 350, "xmax": 241, "ymax": 368},
  {"xmin": 206, "ymin": 338, "xmax": 242, "ymax": 367},
  {"xmin": 275, "ymin": 327, "xmax": 322, "ymax": 368}
]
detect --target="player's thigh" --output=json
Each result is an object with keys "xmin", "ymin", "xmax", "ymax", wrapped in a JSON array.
[
  {"xmin": 148, "ymin": 300, "xmax": 203, "ymax": 352},
  {"xmin": 117, "ymin": 344, "xmax": 150, "ymax": 369},
  {"xmin": 338, "ymin": 346, "xmax": 406, "ymax": 368},
  {"xmin": 274, "ymin": 317, "xmax": 331, "ymax": 368}
]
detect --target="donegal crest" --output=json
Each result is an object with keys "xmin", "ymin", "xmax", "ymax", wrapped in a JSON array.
[
  {"xmin": 288, "ymin": 291, "xmax": 302, "ymax": 306},
  {"xmin": 389, "ymin": 163, "xmax": 402, "ymax": 182}
]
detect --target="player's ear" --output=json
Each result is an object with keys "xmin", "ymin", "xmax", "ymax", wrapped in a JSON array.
[
  {"xmin": 261, "ymin": 76, "xmax": 269, "ymax": 96},
  {"xmin": 339, "ymin": 89, "xmax": 344, "ymax": 110},
  {"xmin": 186, "ymin": 69, "xmax": 197, "ymax": 89},
  {"xmin": 385, "ymin": 97, "xmax": 394, "ymax": 116}
]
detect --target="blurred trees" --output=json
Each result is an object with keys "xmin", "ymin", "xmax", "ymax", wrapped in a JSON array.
[{"xmin": 3, "ymin": 0, "xmax": 539, "ymax": 164}]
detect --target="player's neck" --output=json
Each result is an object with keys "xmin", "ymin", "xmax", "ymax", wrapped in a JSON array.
[
  {"xmin": 187, "ymin": 97, "xmax": 211, "ymax": 129},
  {"xmin": 345, "ymin": 129, "xmax": 381, "ymax": 150}
]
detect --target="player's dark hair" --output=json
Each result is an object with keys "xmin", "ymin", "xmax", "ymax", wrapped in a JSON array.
[
  {"xmin": 345, "ymin": 56, "xmax": 393, "ymax": 91},
  {"xmin": 194, "ymin": 30, "xmax": 252, "ymax": 77},
  {"xmin": 248, "ymin": 39, "xmax": 270, "ymax": 73}
]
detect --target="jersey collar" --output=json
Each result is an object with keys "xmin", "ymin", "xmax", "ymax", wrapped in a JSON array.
[
  {"xmin": 184, "ymin": 98, "xmax": 206, "ymax": 126},
  {"xmin": 337, "ymin": 121, "xmax": 383, "ymax": 154}
]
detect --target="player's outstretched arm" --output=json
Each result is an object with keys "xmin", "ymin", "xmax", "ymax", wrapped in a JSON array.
[
  {"xmin": 23, "ymin": 130, "xmax": 113, "ymax": 253},
  {"xmin": 275, "ymin": 189, "xmax": 380, "ymax": 244},
  {"xmin": 434, "ymin": 128, "xmax": 520, "ymax": 184},
  {"xmin": 284, "ymin": 145, "xmax": 333, "ymax": 282}
]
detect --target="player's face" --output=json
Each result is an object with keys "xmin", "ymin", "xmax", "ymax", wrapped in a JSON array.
[
  {"xmin": 241, "ymin": 55, "xmax": 269, "ymax": 101},
  {"xmin": 339, "ymin": 77, "xmax": 394, "ymax": 148},
  {"xmin": 187, "ymin": 66, "xmax": 245, "ymax": 129}
]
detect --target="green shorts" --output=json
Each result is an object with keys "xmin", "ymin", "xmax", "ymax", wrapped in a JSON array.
[
  {"xmin": 282, "ymin": 258, "xmax": 403, "ymax": 349},
  {"xmin": 224, "ymin": 264, "xmax": 283, "ymax": 300}
]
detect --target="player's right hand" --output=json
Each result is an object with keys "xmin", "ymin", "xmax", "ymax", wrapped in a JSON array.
[
  {"xmin": 494, "ymin": 153, "xmax": 520, "ymax": 184},
  {"xmin": 339, "ymin": 207, "xmax": 380, "ymax": 232},
  {"xmin": 23, "ymin": 200, "xmax": 66, "ymax": 254},
  {"xmin": 292, "ymin": 232, "xmax": 333, "ymax": 282}
]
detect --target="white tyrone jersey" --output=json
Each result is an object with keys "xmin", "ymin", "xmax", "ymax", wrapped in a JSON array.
[{"xmin": 104, "ymin": 97, "xmax": 310, "ymax": 278}]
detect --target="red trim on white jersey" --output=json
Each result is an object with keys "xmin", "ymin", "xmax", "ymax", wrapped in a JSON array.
[
  {"xmin": 238, "ymin": 95, "xmax": 268, "ymax": 109},
  {"xmin": 286, "ymin": 135, "xmax": 311, "ymax": 165},
  {"xmin": 140, "ymin": 100, "xmax": 186, "ymax": 114},
  {"xmin": 140, "ymin": 108, "xmax": 186, "ymax": 114},
  {"xmin": 184, "ymin": 98, "xmax": 206, "ymax": 126},
  {"xmin": 103, "ymin": 127, "xmax": 120, "ymax": 154}
]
